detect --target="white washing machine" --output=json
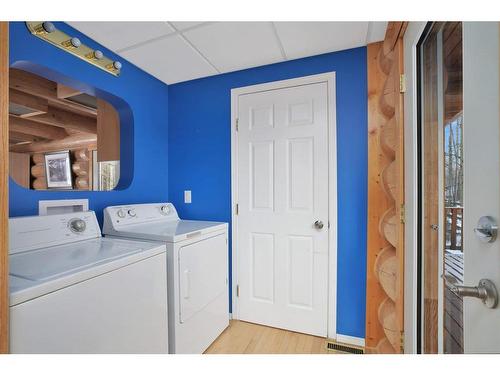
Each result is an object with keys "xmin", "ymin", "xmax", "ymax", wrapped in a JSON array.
[
  {"xmin": 9, "ymin": 211, "xmax": 168, "ymax": 354},
  {"xmin": 103, "ymin": 203, "xmax": 229, "ymax": 354}
]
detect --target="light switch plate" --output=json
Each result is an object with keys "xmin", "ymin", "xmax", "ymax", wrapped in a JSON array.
[{"xmin": 184, "ymin": 190, "xmax": 192, "ymax": 204}]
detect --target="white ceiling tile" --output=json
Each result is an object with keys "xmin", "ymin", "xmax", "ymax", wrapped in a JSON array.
[
  {"xmin": 366, "ymin": 21, "xmax": 388, "ymax": 44},
  {"xmin": 274, "ymin": 22, "xmax": 369, "ymax": 60},
  {"xmin": 119, "ymin": 35, "xmax": 217, "ymax": 84},
  {"xmin": 169, "ymin": 22, "xmax": 206, "ymax": 31},
  {"xmin": 68, "ymin": 22, "xmax": 175, "ymax": 51},
  {"xmin": 183, "ymin": 22, "xmax": 284, "ymax": 73}
]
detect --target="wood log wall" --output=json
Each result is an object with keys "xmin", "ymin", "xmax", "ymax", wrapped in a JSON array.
[
  {"xmin": 31, "ymin": 148, "xmax": 94, "ymax": 190},
  {"xmin": 0, "ymin": 21, "xmax": 9, "ymax": 354},
  {"xmin": 7, "ymin": 68, "xmax": 120, "ymax": 191},
  {"xmin": 366, "ymin": 22, "xmax": 406, "ymax": 354}
]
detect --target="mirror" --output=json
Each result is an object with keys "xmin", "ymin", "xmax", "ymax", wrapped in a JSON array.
[{"xmin": 9, "ymin": 68, "xmax": 121, "ymax": 191}]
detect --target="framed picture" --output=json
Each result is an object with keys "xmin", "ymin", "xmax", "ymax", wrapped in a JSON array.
[{"xmin": 44, "ymin": 151, "xmax": 73, "ymax": 189}]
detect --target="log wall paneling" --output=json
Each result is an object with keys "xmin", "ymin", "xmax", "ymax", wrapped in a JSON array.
[
  {"xmin": 366, "ymin": 22, "xmax": 406, "ymax": 354},
  {"xmin": 31, "ymin": 153, "xmax": 47, "ymax": 190},
  {"xmin": 96, "ymin": 98, "xmax": 120, "ymax": 162},
  {"xmin": 7, "ymin": 68, "xmax": 119, "ymax": 193},
  {"xmin": 0, "ymin": 21, "xmax": 9, "ymax": 354},
  {"xmin": 9, "ymin": 152, "xmax": 30, "ymax": 188},
  {"xmin": 31, "ymin": 149, "xmax": 93, "ymax": 191},
  {"xmin": 73, "ymin": 148, "xmax": 91, "ymax": 190}
]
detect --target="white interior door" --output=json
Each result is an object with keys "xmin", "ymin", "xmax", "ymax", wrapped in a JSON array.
[
  {"xmin": 462, "ymin": 22, "xmax": 500, "ymax": 353},
  {"xmin": 235, "ymin": 78, "xmax": 332, "ymax": 337}
]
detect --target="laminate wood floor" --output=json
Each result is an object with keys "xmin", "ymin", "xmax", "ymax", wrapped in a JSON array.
[{"xmin": 204, "ymin": 320, "xmax": 330, "ymax": 354}]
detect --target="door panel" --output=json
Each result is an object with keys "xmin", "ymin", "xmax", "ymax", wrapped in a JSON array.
[
  {"xmin": 462, "ymin": 22, "xmax": 500, "ymax": 353},
  {"xmin": 237, "ymin": 81, "xmax": 330, "ymax": 337},
  {"xmin": 287, "ymin": 138, "xmax": 314, "ymax": 211},
  {"xmin": 287, "ymin": 235, "xmax": 314, "ymax": 308},
  {"xmin": 420, "ymin": 22, "xmax": 500, "ymax": 354},
  {"xmin": 250, "ymin": 233, "xmax": 275, "ymax": 302},
  {"xmin": 250, "ymin": 141, "xmax": 274, "ymax": 211}
]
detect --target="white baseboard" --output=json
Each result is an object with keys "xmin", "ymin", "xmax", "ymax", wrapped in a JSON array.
[{"xmin": 335, "ymin": 334, "xmax": 365, "ymax": 347}]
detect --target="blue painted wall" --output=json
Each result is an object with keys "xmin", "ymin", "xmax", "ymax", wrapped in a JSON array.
[
  {"xmin": 9, "ymin": 22, "xmax": 169, "ymax": 224},
  {"xmin": 9, "ymin": 23, "xmax": 367, "ymax": 337},
  {"xmin": 168, "ymin": 47, "xmax": 368, "ymax": 338}
]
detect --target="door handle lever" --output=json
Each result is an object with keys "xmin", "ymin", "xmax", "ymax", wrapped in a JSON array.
[{"xmin": 442, "ymin": 273, "xmax": 498, "ymax": 308}]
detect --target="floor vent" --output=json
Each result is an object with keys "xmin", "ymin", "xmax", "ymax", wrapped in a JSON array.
[{"xmin": 326, "ymin": 341, "xmax": 365, "ymax": 354}]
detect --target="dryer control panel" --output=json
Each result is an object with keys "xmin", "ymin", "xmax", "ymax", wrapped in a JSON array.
[
  {"xmin": 103, "ymin": 203, "xmax": 179, "ymax": 231},
  {"xmin": 9, "ymin": 211, "xmax": 101, "ymax": 254}
]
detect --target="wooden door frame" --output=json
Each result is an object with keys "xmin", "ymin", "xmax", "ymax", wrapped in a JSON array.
[
  {"xmin": 0, "ymin": 21, "xmax": 9, "ymax": 354},
  {"xmin": 230, "ymin": 72, "xmax": 338, "ymax": 340}
]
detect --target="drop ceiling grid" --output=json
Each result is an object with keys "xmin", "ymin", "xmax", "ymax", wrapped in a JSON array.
[
  {"xmin": 68, "ymin": 21, "xmax": 387, "ymax": 84},
  {"xmin": 118, "ymin": 34, "xmax": 219, "ymax": 84},
  {"xmin": 181, "ymin": 22, "xmax": 285, "ymax": 74},
  {"xmin": 166, "ymin": 22, "xmax": 221, "ymax": 74}
]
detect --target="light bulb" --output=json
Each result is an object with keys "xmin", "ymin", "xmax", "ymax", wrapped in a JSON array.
[
  {"xmin": 33, "ymin": 21, "xmax": 55, "ymax": 35},
  {"xmin": 42, "ymin": 22, "xmax": 55, "ymax": 33},
  {"xmin": 62, "ymin": 37, "xmax": 81, "ymax": 49},
  {"xmin": 86, "ymin": 50, "xmax": 104, "ymax": 60},
  {"xmin": 106, "ymin": 61, "xmax": 122, "ymax": 74}
]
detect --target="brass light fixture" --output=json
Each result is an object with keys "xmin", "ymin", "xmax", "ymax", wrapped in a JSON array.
[{"xmin": 25, "ymin": 22, "xmax": 122, "ymax": 77}]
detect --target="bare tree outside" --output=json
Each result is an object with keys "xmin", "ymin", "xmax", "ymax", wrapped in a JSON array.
[{"xmin": 444, "ymin": 114, "xmax": 463, "ymax": 252}]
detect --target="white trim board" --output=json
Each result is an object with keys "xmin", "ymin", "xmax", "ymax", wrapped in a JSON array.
[
  {"xmin": 403, "ymin": 21, "xmax": 427, "ymax": 354},
  {"xmin": 230, "ymin": 72, "xmax": 338, "ymax": 339},
  {"xmin": 335, "ymin": 334, "xmax": 365, "ymax": 348}
]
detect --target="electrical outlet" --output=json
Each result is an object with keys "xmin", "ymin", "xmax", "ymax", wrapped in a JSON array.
[{"xmin": 184, "ymin": 190, "xmax": 192, "ymax": 204}]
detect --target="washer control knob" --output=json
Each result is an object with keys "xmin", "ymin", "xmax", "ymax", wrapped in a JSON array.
[
  {"xmin": 69, "ymin": 218, "xmax": 86, "ymax": 233},
  {"xmin": 160, "ymin": 205, "xmax": 171, "ymax": 215},
  {"xmin": 128, "ymin": 209, "xmax": 137, "ymax": 217},
  {"xmin": 116, "ymin": 209, "xmax": 126, "ymax": 218}
]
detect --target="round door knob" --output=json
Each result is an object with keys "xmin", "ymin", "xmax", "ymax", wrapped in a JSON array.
[
  {"xmin": 128, "ymin": 209, "xmax": 137, "ymax": 217},
  {"xmin": 69, "ymin": 218, "xmax": 86, "ymax": 233},
  {"xmin": 116, "ymin": 209, "xmax": 126, "ymax": 218},
  {"xmin": 314, "ymin": 220, "xmax": 324, "ymax": 229}
]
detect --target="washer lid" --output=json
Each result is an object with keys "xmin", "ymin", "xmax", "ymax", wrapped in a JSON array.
[
  {"xmin": 112, "ymin": 220, "xmax": 227, "ymax": 242},
  {"xmin": 10, "ymin": 237, "xmax": 155, "ymax": 282}
]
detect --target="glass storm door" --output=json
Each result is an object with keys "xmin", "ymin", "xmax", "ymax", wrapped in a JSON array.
[{"xmin": 420, "ymin": 22, "xmax": 500, "ymax": 354}]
